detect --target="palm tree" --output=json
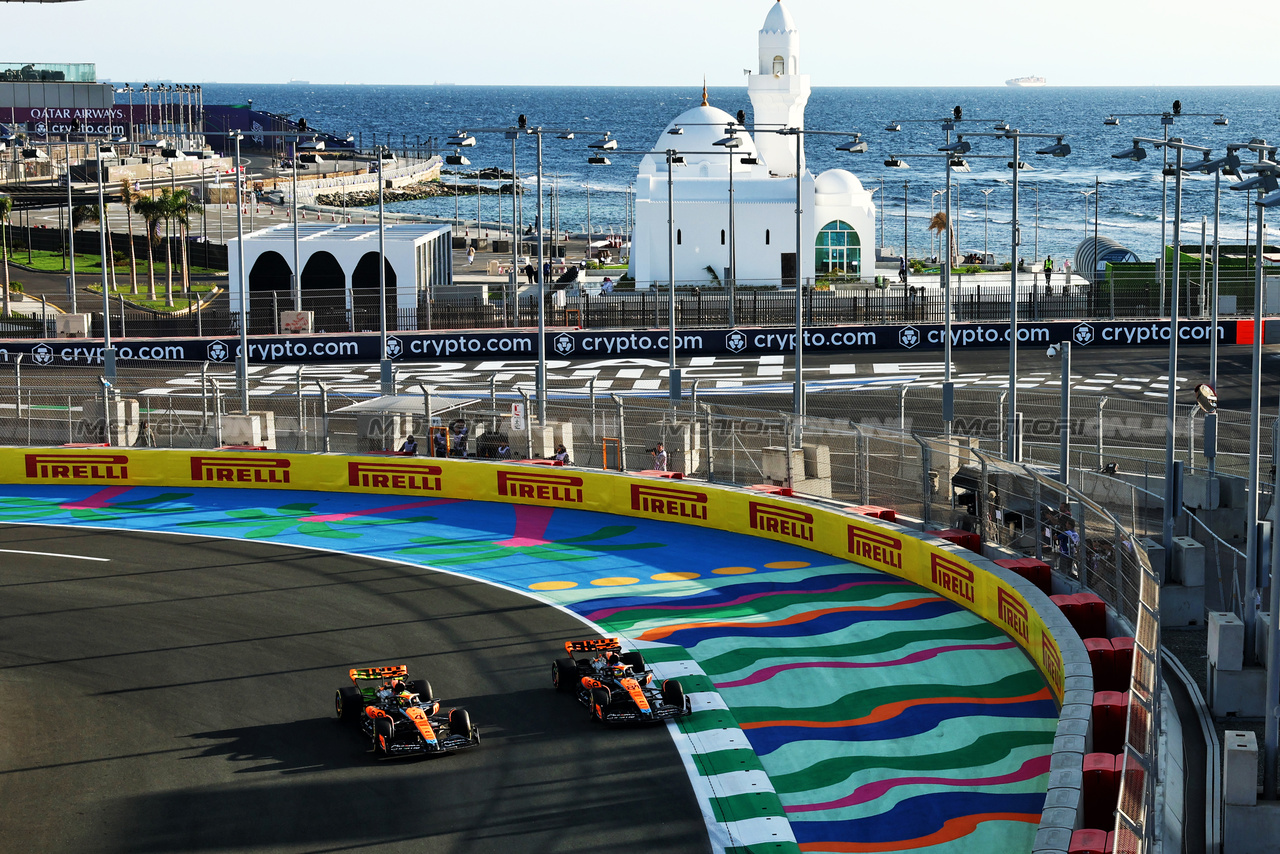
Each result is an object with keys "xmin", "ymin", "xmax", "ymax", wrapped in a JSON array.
[
  {"xmin": 0, "ymin": 194, "xmax": 12, "ymax": 317},
  {"xmin": 119, "ymin": 179, "xmax": 141, "ymax": 293},
  {"xmin": 165, "ymin": 187, "xmax": 201, "ymax": 303},
  {"xmin": 928, "ymin": 212, "xmax": 950, "ymax": 267},
  {"xmin": 157, "ymin": 188, "xmax": 176, "ymax": 306},
  {"xmin": 132, "ymin": 195, "xmax": 165, "ymax": 301}
]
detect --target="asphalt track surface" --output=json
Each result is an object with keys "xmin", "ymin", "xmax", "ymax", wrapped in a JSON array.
[{"xmin": 0, "ymin": 525, "xmax": 709, "ymax": 854}]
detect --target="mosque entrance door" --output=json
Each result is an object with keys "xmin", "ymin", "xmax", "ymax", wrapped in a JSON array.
[{"xmin": 780, "ymin": 253, "xmax": 796, "ymax": 287}]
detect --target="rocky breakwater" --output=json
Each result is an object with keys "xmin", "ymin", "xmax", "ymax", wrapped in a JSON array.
[{"xmin": 317, "ymin": 177, "xmax": 512, "ymax": 207}]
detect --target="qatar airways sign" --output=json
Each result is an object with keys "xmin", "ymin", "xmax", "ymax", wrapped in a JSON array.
[{"xmin": 10, "ymin": 106, "xmax": 136, "ymax": 137}]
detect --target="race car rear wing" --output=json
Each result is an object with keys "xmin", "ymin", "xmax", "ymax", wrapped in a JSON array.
[
  {"xmin": 349, "ymin": 665, "xmax": 408, "ymax": 683},
  {"xmin": 565, "ymin": 638, "xmax": 622, "ymax": 655}
]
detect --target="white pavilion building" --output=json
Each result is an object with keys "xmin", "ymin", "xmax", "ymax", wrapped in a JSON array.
[{"xmin": 629, "ymin": 0, "xmax": 877, "ymax": 290}]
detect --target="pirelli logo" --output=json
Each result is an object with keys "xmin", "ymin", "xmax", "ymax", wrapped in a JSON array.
[
  {"xmin": 847, "ymin": 525, "xmax": 903, "ymax": 569},
  {"xmin": 1042, "ymin": 634, "xmax": 1064, "ymax": 690},
  {"xmin": 748, "ymin": 501, "xmax": 814, "ymax": 542},
  {"xmin": 190, "ymin": 456, "xmax": 291, "ymax": 484},
  {"xmin": 630, "ymin": 484, "xmax": 709, "ymax": 520},
  {"xmin": 997, "ymin": 587, "xmax": 1030, "ymax": 642},
  {"xmin": 25, "ymin": 453, "xmax": 129, "ymax": 481},
  {"xmin": 348, "ymin": 461, "xmax": 442, "ymax": 492},
  {"xmin": 497, "ymin": 470, "xmax": 584, "ymax": 504},
  {"xmin": 930, "ymin": 553, "xmax": 976, "ymax": 603}
]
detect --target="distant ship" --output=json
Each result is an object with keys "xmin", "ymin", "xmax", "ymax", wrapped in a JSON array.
[{"xmin": 1006, "ymin": 76, "xmax": 1046, "ymax": 88}]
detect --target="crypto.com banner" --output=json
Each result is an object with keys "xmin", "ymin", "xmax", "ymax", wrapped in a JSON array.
[{"xmin": 0, "ymin": 319, "xmax": 1266, "ymax": 366}]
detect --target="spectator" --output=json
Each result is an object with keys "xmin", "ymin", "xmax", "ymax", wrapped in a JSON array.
[
  {"xmin": 135, "ymin": 421, "xmax": 156, "ymax": 447},
  {"xmin": 523, "ymin": 263, "xmax": 536, "ymax": 285},
  {"xmin": 466, "ymin": 245, "xmax": 476, "ymax": 266},
  {"xmin": 449, "ymin": 420, "xmax": 468, "ymax": 457},
  {"xmin": 1056, "ymin": 517, "xmax": 1079, "ymax": 575},
  {"xmin": 433, "ymin": 430, "xmax": 448, "ymax": 458},
  {"xmin": 399, "ymin": 434, "xmax": 418, "ymax": 455},
  {"xmin": 553, "ymin": 443, "xmax": 570, "ymax": 464},
  {"xmin": 650, "ymin": 442, "xmax": 668, "ymax": 472},
  {"xmin": 601, "ymin": 276, "xmax": 614, "ymax": 294}
]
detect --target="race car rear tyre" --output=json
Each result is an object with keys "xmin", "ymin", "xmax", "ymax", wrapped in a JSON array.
[
  {"xmin": 590, "ymin": 686, "xmax": 611, "ymax": 721},
  {"xmin": 661, "ymin": 679, "xmax": 686, "ymax": 711},
  {"xmin": 621, "ymin": 651, "xmax": 646, "ymax": 672},
  {"xmin": 408, "ymin": 679, "xmax": 431, "ymax": 701},
  {"xmin": 374, "ymin": 717, "xmax": 395, "ymax": 754},
  {"xmin": 335, "ymin": 686, "xmax": 363, "ymax": 722},
  {"xmin": 449, "ymin": 707, "xmax": 473, "ymax": 740},
  {"xmin": 553, "ymin": 657, "xmax": 578, "ymax": 692}
]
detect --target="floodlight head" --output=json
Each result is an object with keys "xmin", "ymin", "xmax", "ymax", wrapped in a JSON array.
[
  {"xmin": 1104, "ymin": 116, "xmax": 1120, "ymax": 126},
  {"xmin": 941, "ymin": 121, "xmax": 954, "ymax": 132},
  {"xmin": 556, "ymin": 132, "xmax": 575, "ymax": 140},
  {"xmin": 587, "ymin": 155, "xmax": 611, "ymax": 166},
  {"xmin": 948, "ymin": 158, "xmax": 971, "ymax": 172},
  {"xmin": 938, "ymin": 138, "xmax": 971, "ymax": 154},
  {"xmin": 837, "ymin": 136, "xmax": 868, "ymax": 154},
  {"xmin": 504, "ymin": 130, "xmax": 519, "ymax": 140},
  {"xmin": 1161, "ymin": 113, "xmax": 1174, "ymax": 126},
  {"xmin": 1111, "ymin": 143, "xmax": 1146, "ymax": 161},
  {"xmin": 740, "ymin": 155, "xmax": 760, "ymax": 165},
  {"xmin": 590, "ymin": 136, "xmax": 618, "ymax": 150},
  {"xmin": 1008, "ymin": 160, "xmax": 1033, "ymax": 170},
  {"xmin": 1172, "ymin": 99, "xmax": 1182, "ymax": 116},
  {"xmin": 1259, "ymin": 188, "xmax": 1280, "ymax": 208},
  {"xmin": 1214, "ymin": 115, "xmax": 1229, "ymax": 126},
  {"xmin": 953, "ymin": 106, "xmax": 963, "ymax": 122},
  {"xmin": 518, "ymin": 114, "xmax": 528, "ymax": 130},
  {"xmin": 714, "ymin": 134, "xmax": 742, "ymax": 149},
  {"xmin": 1035, "ymin": 138, "xmax": 1071, "ymax": 157},
  {"xmin": 884, "ymin": 157, "xmax": 909, "ymax": 169},
  {"xmin": 994, "ymin": 121, "xmax": 1010, "ymax": 131},
  {"xmin": 445, "ymin": 153, "xmax": 470, "ymax": 166},
  {"xmin": 448, "ymin": 132, "xmax": 475, "ymax": 147},
  {"xmin": 669, "ymin": 154, "xmax": 686, "ymax": 165},
  {"xmin": 667, "ymin": 126, "xmax": 684, "ymax": 135},
  {"xmin": 885, "ymin": 122, "xmax": 901, "ymax": 132},
  {"xmin": 1231, "ymin": 172, "xmax": 1280, "ymax": 194},
  {"xmin": 736, "ymin": 109, "xmax": 747, "ymax": 126}
]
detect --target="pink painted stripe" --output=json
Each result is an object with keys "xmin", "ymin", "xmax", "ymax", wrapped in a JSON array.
[
  {"xmin": 496, "ymin": 504, "xmax": 555, "ymax": 547},
  {"xmin": 785, "ymin": 756, "xmax": 1051, "ymax": 813},
  {"xmin": 715, "ymin": 642, "xmax": 1018, "ymax": 688},
  {"xmin": 60, "ymin": 486, "xmax": 134, "ymax": 510},
  {"xmin": 586, "ymin": 579, "xmax": 913, "ymax": 622},
  {"xmin": 300, "ymin": 498, "xmax": 462, "ymax": 523}
]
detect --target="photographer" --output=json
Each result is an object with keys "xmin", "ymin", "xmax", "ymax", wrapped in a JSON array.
[{"xmin": 649, "ymin": 442, "xmax": 667, "ymax": 472}]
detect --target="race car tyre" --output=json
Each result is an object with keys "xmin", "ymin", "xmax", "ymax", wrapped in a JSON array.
[
  {"xmin": 449, "ymin": 707, "xmax": 473, "ymax": 741},
  {"xmin": 408, "ymin": 679, "xmax": 431, "ymax": 700},
  {"xmin": 661, "ymin": 679, "xmax": 686, "ymax": 711},
  {"xmin": 335, "ymin": 686, "xmax": 363, "ymax": 722},
  {"xmin": 621, "ymin": 651, "xmax": 646, "ymax": 672},
  {"xmin": 589, "ymin": 686, "xmax": 611, "ymax": 720},
  {"xmin": 374, "ymin": 717, "xmax": 395, "ymax": 754},
  {"xmin": 553, "ymin": 657, "xmax": 577, "ymax": 692}
]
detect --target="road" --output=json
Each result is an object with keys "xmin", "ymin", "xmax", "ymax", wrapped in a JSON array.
[{"xmin": 0, "ymin": 526, "xmax": 708, "ymax": 854}]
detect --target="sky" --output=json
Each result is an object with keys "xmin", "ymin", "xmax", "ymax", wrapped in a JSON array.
[{"xmin": 2, "ymin": 0, "xmax": 1278, "ymax": 88}]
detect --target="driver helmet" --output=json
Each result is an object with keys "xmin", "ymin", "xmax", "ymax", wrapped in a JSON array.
[{"xmin": 396, "ymin": 690, "xmax": 415, "ymax": 707}]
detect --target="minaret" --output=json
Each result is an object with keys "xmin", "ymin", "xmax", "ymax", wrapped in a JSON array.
[{"xmin": 747, "ymin": 0, "xmax": 811, "ymax": 177}]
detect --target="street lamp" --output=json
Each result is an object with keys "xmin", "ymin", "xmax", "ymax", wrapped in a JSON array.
[
  {"xmin": 1047, "ymin": 340, "xmax": 1071, "ymax": 483},
  {"xmin": 980, "ymin": 187, "xmax": 995, "ymax": 254},
  {"xmin": 65, "ymin": 119, "xmax": 81, "ymax": 314},
  {"xmin": 712, "ymin": 126, "xmax": 744, "ymax": 328},
  {"xmin": 1079, "ymin": 188, "xmax": 1096, "ymax": 237},
  {"xmin": 459, "ymin": 119, "xmax": 616, "ymax": 424}
]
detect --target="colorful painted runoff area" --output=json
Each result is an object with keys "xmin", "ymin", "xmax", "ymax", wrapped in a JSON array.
[{"xmin": 0, "ymin": 485, "xmax": 1058, "ymax": 854}]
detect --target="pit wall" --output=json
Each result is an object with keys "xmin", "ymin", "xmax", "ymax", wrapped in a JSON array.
[{"xmin": 1, "ymin": 447, "xmax": 1084, "ymax": 705}]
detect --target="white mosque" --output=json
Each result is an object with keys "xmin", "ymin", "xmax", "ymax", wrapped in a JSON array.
[{"xmin": 628, "ymin": 0, "xmax": 877, "ymax": 290}]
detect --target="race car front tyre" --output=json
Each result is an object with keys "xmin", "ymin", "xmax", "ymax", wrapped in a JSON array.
[
  {"xmin": 553, "ymin": 657, "xmax": 578, "ymax": 692},
  {"xmin": 335, "ymin": 686, "xmax": 363, "ymax": 722},
  {"xmin": 621, "ymin": 651, "xmax": 646, "ymax": 672},
  {"xmin": 449, "ymin": 707, "xmax": 473, "ymax": 741},
  {"xmin": 408, "ymin": 679, "xmax": 432, "ymax": 701},
  {"xmin": 661, "ymin": 679, "xmax": 686, "ymax": 711},
  {"xmin": 589, "ymin": 686, "xmax": 611, "ymax": 721}
]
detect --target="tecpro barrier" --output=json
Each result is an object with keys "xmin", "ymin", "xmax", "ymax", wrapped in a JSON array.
[
  {"xmin": 1, "ymin": 446, "xmax": 1072, "ymax": 702},
  {"xmin": 0, "ymin": 318, "xmax": 1270, "ymax": 366}
]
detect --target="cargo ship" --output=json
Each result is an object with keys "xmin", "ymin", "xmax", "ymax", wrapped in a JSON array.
[{"xmin": 1005, "ymin": 76, "xmax": 1046, "ymax": 88}]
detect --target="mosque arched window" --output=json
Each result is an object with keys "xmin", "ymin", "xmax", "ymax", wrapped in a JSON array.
[
  {"xmin": 765, "ymin": 229, "xmax": 771, "ymax": 245},
  {"xmin": 772, "ymin": 55, "xmax": 785, "ymax": 75},
  {"xmin": 815, "ymin": 220, "xmax": 861, "ymax": 277},
  {"xmin": 721, "ymin": 229, "xmax": 726, "ymax": 246},
  {"xmin": 677, "ymin": 229, "xmax": 682, "ymax": 245}
]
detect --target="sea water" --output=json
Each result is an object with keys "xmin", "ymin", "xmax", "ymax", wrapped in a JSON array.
[{"xmin": 200, "ymin": 83, "xmax": 1280, "ymax": 265}]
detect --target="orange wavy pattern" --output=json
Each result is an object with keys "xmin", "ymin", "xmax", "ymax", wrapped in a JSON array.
[
  {"xmin": 636, "ymin": 596, "xmax": 944, "ymax": 642},
  {"xmin": 740, "ymin": 687, "xmax": 1055, "ymax": 730},
  {"xmin": 797, "ymin": 812, "xmax": 1042, "ymax": 852}
]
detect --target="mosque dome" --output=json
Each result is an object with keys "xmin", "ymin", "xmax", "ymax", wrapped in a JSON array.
[
  {"xmin": 641, "ymin": 103, "xmax": 758, "ymax": 175},
  {"xmin": 762, "ymin": 0, "xmax": 797, "ymax": 33},
  {"xmin": 815, "ymin": 169, "xmax": 865, "ymax": 196}
]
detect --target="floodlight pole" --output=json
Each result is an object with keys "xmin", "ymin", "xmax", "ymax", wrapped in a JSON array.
[
  {"xmin": 234, "ymin": 133, "xmax": 249, "ymax": 412},
  {"xmin": 1207, "ymin": 166, "xmax": 1221, "ymax": 472},
  {"xmin": 378, "ymin": 148, "xmax": 393, "ymax": 395},
  {"xmin": 96, "ymin": 143, "xmax": 114, "ymax": 379},
  {"xmin": 535, "ymin": 131, "xmax": 546, "ymax": 424},
  {"xmin": 667, "ymin": 148, "xmax": 678, "ymax": 401},
  {"xmin": 65, "ymin": 132, "xmax": 77, "ymax": 314},
  {"xmin": 292, "ymin": 140, "xmax": 301, "ymax": 311},
  {"xmin": 1007, "ymin": 132, "xmax": 1020, "ymax": 460},
  {"xmin": 1244, "ymin": 192, "xmax": 1266, "ymax": 662},
  {"xmin": 1162, "ymin": 143, "xmax": 1185, "ymax": 581}
]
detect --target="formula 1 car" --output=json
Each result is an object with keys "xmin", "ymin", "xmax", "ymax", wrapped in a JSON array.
[
  {"xmin": 334, "ymin": 664, "xmax": 480, "ymax": 759},
  {"xmin": 552, "ymin": 638, "xmax": 691, "ymax": 724}
]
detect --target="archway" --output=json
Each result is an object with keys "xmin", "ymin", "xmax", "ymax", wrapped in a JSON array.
[
  {"xmin": 815, "ymin": 220, "xmax": 862, "ymax": 279},
  {"xmin": 247, "ymin": 251, "xmax": 292, "ymax": 334},
  {"xmin": 300, "ymin": 251, "xmax": 347, "ymax": 332},
  {"xmin": 351, "ymin": 252, "xmax": 399, "ymax": 332}
]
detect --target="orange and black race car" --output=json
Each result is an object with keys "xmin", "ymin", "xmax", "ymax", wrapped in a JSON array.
[
  {"xmin": 334, "ymin": 664, "xmax": 480, "ymax": 758},
  {"xmin": 552, "ymin": 638, "xmax": 691, "ymax": 724}
]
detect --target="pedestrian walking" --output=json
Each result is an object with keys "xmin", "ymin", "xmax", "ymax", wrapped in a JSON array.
[
  {"xmin": 466, "ymin": 245, "xmax": 475, "ymax": 266},
  {"xmin": 524, "ymin": 263, "xmax": 536, "ymax": 285},
  {"xmin": 898, "ymin": 257, "xmax": 908, "ymax": 284},
  {"xmin": 1044, "ymin": 255, "xmax": 1053, "ymax": 286}
]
